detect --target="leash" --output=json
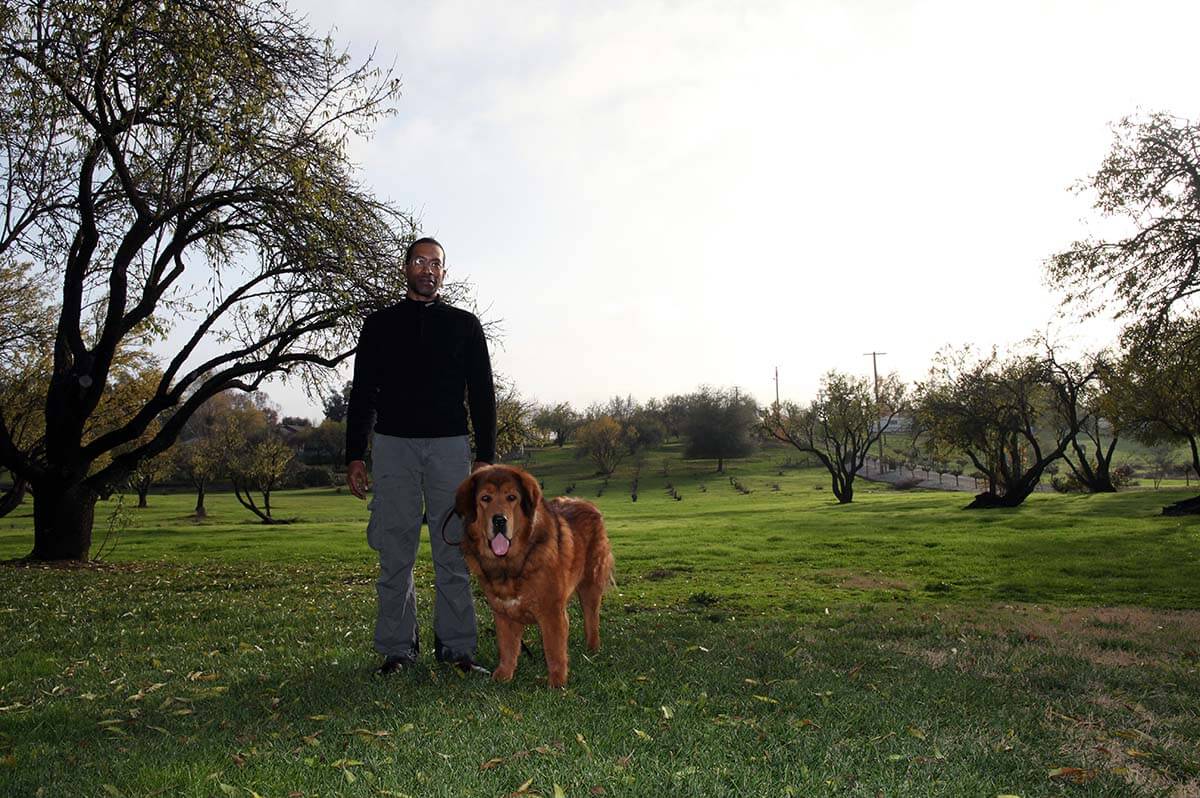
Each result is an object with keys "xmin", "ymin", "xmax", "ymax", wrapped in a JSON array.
[{"xmin": 440, "ymin": 509, "xmax": 464, "ymax": 546}]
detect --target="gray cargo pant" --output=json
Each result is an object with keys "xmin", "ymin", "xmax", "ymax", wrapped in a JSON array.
[{"xmin": 367, "ymin": 433, "xmax": 477, "ymax": 660}]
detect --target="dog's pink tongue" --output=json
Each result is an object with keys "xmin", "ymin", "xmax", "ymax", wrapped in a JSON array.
[{"xmin": 490, "ymin": 535, "xmax": 510, "ymax": 557}]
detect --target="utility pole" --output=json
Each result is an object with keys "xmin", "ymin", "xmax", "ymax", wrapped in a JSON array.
[
  {"xmin": 774, "ymin": 366, "xmax": 779, "ymax": 405},
  {"xmin": 864, "ymin": 351, "xmax": 887, "ymax": 472}
]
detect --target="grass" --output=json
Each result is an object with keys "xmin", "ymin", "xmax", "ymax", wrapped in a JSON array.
[{"xmin": 2, "ymin": 443, "xmax": 1199, "ymax": 796}]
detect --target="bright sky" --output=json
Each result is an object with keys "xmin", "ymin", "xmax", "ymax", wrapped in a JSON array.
[{"xmin": 267, "ymin": 0, "xmax": 1200, "ymax": 419}]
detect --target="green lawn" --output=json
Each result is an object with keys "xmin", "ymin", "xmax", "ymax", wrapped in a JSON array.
[{"xmin": 2, "ymin": 444, "xmax": 1199, "ymax": 796}]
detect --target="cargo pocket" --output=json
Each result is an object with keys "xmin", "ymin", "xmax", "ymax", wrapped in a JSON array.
[{"xmin": 365, "ymin": 497, "xmax": 380, "ymax": 551}]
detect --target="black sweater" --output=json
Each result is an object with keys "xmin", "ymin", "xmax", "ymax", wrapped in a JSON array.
[{"xmin": 345, "ymin": 299, "xmax": 496, "ymax": 464}]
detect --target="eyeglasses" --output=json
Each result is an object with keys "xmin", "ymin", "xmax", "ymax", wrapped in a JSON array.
[{"xmin": 410, "ymin": 256, "xmax": 443, "ymax": 271}]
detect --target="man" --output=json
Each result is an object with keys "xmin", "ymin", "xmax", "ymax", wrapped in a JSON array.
[{"xmin": 345, "ymin": 237, "xmax": 496, "ymax": 675}]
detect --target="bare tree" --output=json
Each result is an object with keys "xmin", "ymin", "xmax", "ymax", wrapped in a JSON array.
[
  {"xmin": 1048, "ymin": 113, "xmax": 1200, "ymax": 325},
  {"xmin": 0, "ymin": 0, "xmax": 426, "ymax": 559}
]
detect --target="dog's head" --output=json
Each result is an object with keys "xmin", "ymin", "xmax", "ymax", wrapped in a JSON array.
[{"xmin": 454, "ymin": 465, "xmax": 542, "ymax": 559}]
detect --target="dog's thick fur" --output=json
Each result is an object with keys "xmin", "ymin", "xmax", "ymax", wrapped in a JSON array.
[{"xmin": 455, "ymin": 465, "xmax": 614, "ymax": 687}]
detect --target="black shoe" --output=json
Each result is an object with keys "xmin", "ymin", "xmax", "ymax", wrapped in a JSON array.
[
  {"xmin": 442, "ymin": 654, "xmax": 490, "ymax": 676},
  {"xmin": 376, "ymin": 654, "xmax": 417, "ymax": 676}
]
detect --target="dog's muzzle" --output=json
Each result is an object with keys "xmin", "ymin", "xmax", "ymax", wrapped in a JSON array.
[{"xmin": 489, "ymin": 514, "xmax": 511, "ymax": 557}]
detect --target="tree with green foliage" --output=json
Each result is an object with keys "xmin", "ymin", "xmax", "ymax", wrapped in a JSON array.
[
  {"xmin": 682, "ymin": 386, "xmax": 758, "ymax": 473},
  {"xmin": 1110, "ymin": 315, "xmax": 1200, "ymax": 514},
  {"xmin": 914, "ymin": 347, "xmax": 1089, "ymax": 509},
  {"xmin": 765, "ymin": 372, "xmax": 902, "ymax": 503},
  {"xmin": 533, "ymin": 402, "xmax": 581, "ymax": 447},
  {"xmin": 575, "ymin": 416, "xmax": 628, "ymax": 475},
  {"xmin": 322, "ymin": 381, "xmax": 353, "ymax": 423},
  {"xmin": 493, "ymin": 375, "xmax": 539, "ymax": 458},
  {"xmin": 0, "ymin": 0, "xmax": 417, "ymax": 559},
  {"xmin": 1051, "ymin": 350, "xmax": 1122, "ymax": 494}
]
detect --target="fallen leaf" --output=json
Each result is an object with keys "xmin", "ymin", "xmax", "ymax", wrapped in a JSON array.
[
  {"xmin": 660, "ymin": 706, "xmax": 674, "ymax": 720},
  {"xmin": 217, "ymin": 784, "xmax": 238, "ymax": 796},
  {"xmin": 633, "ymin": 729, "xmax": 652, "ymax": 741},
  {"xmin": 480, "ymin": 758, "xmax": 505, "ymax": 771},
  {"xmin": 753, "ymin": 695, "xmax": 779, "ymax": 704},
  {"xmin": 907, "ymin": 726, "xmax": 926, "ymax": 740},
  {"xmin": 1048, "ymin": 766, "xmax": 1097, "ymax": 784},
  {"xmin": 576, "ymin": 733, "xmax": 592, "ymax": 758},
  {"xmin": 553, "ymin": 785, "xmax": 566, "ymax": 798}
]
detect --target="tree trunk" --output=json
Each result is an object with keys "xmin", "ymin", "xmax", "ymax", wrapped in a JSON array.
[
  {"xmin": 0, "ymin": 477, "xmax": 28, "ymax": 518},
  {"xmin": 965, "ymin": 486, "xmax": 1035, "ymax": 509},
  {"xmin": 195, "ymin": 481, "xmax": 207, "ymax": 518},
  {"xmin": 30, "ymin": 479, "xmax": 99, "ymax": 560},
  {"xmin": 136, "ymin": 477, "xmax": 150, "ymax": 508},
  {"xmin": 716, "ymin": 457, "xmax": 724, "ymax": 473},
  {"xmin": 1162, "ymin": 495, "xmax": 1200, "ymax": 516}
]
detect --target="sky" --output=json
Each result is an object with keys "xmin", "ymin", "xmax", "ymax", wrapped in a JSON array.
[{"xmin": 263, "ymin": 0, "xmax": 1200, "ymax": 419}]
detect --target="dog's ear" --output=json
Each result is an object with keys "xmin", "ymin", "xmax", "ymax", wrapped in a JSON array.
[
  {"xmin": 455, "ymin": 470, "xmax": 481, "ymax": 526},
  {"xmin": 517, "ymin": 468, "xmax": 542, "ymax": 519}
]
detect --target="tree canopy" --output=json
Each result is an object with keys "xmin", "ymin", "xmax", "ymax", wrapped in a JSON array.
[
  {"xmin": 1048, "ymin": 113, "xmax": 1200, "ymax": 323},
  {"xmin": 0, "ymin": 0, "xmax": 422, "ymax": 559},
  {"xmin": 765, "ymin": 371, "xmax": 902, "ymax": 503}
]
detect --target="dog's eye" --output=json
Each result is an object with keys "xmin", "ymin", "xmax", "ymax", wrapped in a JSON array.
[
  {"xmin": 481, "ymin": 495, "xmax": 492, "ymax": 503},
  {"xmin": 506, "ymin": 494, "xmax": 517, "ymax": 502}
]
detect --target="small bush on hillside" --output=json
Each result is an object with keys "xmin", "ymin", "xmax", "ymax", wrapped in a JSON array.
[{"xmin": 893, "ymin": 477, "xmax": 924, "ymax": 491}]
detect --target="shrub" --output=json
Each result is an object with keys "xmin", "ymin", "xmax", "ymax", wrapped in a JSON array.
[{"xmin": 290, "ymin": 464, "xmax": 334, "ymax": 488}]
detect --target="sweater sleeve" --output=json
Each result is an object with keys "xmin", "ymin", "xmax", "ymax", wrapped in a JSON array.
[
  {"xmin": 344, "ymin": 316, "xmax": 379, "ymax": 464},
  {"xmin": 466, "ymin": 315, "xmax": 497, "ymax": 463}
]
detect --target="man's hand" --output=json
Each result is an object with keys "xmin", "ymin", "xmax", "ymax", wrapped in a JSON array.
[
  {"xmin": 472, "ymin": 461, "xmax": 490, "ymax": 473},
  {"xmin": 347, "ymin": 460, "xmax": 370, "ymax": 499}
]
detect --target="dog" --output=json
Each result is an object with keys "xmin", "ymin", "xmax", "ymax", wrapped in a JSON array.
[{"xmin": 454, "ymin": 465, "xmax": 614, "ymax": 688}]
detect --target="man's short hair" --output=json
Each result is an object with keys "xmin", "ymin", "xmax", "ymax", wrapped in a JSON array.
[{"xmin": 404, "ymin": 236, "xmax": 445, "ymax": 265}]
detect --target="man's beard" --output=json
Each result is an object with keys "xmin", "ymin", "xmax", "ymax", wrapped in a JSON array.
[{"xmin": 409, "ymin": 278, "xmax": 439, "ymax": 299}]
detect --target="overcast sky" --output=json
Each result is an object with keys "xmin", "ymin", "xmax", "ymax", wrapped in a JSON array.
[{"xmin": 266, "ymin": 0, "xmax": 1200, "ymax": 419}]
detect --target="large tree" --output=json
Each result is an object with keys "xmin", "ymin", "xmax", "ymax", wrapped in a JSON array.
[
  {"xmin": 765, "ymin": 371, "xmax": 902, "ymax": 503},
  {"xmin": 0, "ymin": 0, "xmax": 420, "ymax": 559},
  {"xmin": 1047, "ymin": 112, "xmax": 1200, "ymax": 512},
  {"xmin": 914, "ymin": 348, "xmax": 1085, "ymax": 509}
]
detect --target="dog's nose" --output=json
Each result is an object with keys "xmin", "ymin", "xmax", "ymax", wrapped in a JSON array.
[{"xmin": 492, "ymin": 514, "xmax": 507, "ymax": 532}]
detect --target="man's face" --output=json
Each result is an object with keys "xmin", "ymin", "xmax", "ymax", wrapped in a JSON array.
[{"xmin": 404, "ymin": 242, "xmax": 445, "ymax": 300}]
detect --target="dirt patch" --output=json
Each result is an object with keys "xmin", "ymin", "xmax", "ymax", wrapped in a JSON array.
[
  {"xmin": 645, "ymin": 569, "xmax": 678, "ymax": 581},
  {"xmin": 821, "ymin": 569, "xmax": 913, "ymax": 592},
  {"xmin": 882, "ymin": 640, "xmax": 952, "ymax": 669}
]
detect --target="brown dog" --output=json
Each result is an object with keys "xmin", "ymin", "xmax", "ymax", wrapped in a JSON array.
[{"xmin": 455, "ymin": 465, "xmax": 614, "ymax": 687}]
